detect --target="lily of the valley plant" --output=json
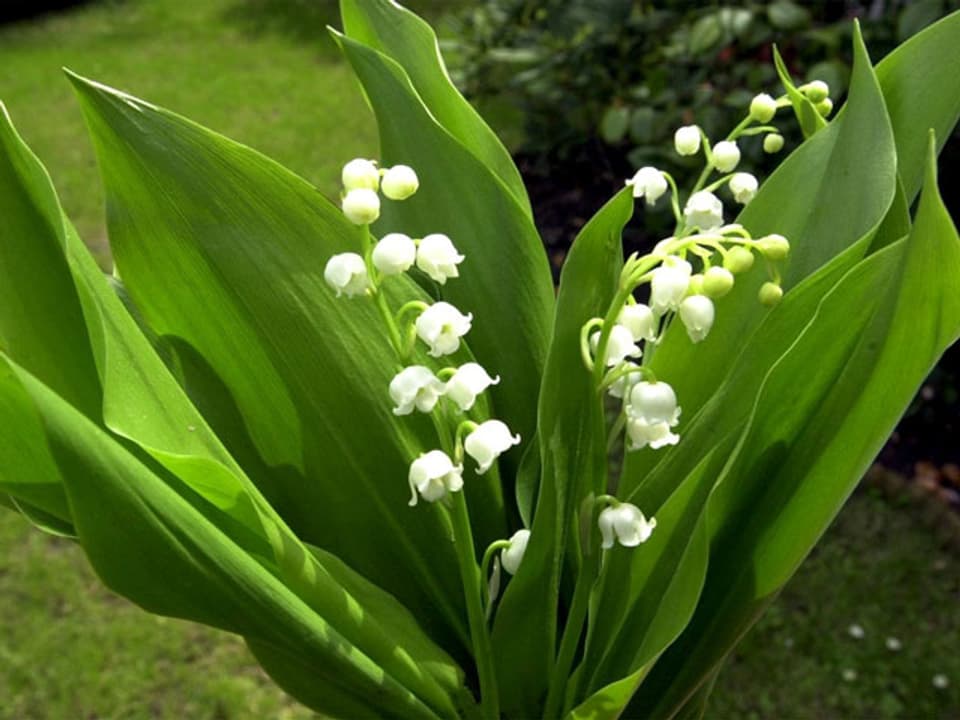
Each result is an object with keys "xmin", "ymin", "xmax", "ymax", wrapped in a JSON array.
[{"xmin": 2, "ymin": 2, "xmax": 960, "ymax": 718}]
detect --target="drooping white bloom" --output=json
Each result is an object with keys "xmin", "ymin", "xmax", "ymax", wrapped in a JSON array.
[
  {"xmin": 408, "ymin": 450, "xmax": 463, "ymax": 506},
  {"xmin": 626, "ymin": 380, "xmax": 681, "ymax": 450},
  {"xmin": 500, "ymin": 529, "xmax": 530, "ymax": 575},
  {"xmin": 416, "ymin": 233, "xmax": 465, "ymax": 284},
  {"xmin": 683, "ymin": 190, "xmax": 724, "ymax": 231},
  {"xmin": 649, "ymin": 256, "xmax": 693, "ymax": 315},
  {"xmin": 445, "ymin": 363, "xmax": 500, "ymax": 411},
  {"xmin": 674, "ymin": 125, "xmax": 701, "ymax": 156},
  {"xmin": 608, "ymin": 362, "xmax": 641, "ymax": 400},
  {"xmin": 389, "ymin": 366, "xmax": 445, "ymax": 415},
  {"xmin": 729, "ymin": 172, "xmax": 758, "ymax": 204},
  {"xmin": 618, "ymin": 302, "xmax": 658, "ymax": 342},
  {"xmin": 372, "ymin": 233, "xmax": 417, "ymax": 275},
  {"xmin": 627, "ymin": 166, "xmax": 668, "ymax": 206},
  {"xmin": 464, "ymin": 420, "xmax": 521, "ymax": 474},
  {"xmin": 749, "ymin": 93, "xmax": 777, "ymax": 123},
  {"xmin": 711, "ymin": 141, "xmax": 741, "ymax": 172},
  {"xmin": 590, "ymin": 324, "xmax": 641, "ymax": 367},
  {"xmin": 341, "ymin": 158, "xmax": 380, "ymax": 191},
  {"xmin": 598, "ymin": 503, "xmax": 657, "ymax": 549},
  {"xmin": 381, "ymin": 165, "xmax": 420, "ymax": 200},
  {"xmin": 342, "ymin": 188, "xmax": 381, "ymax": 225},
  {"xmin": 324, "ymin": 253, "xmax": 369, "ymax": 298},
  {"xmin": 415, "ymin": 301, "xmax": 473, "ymax": 357},
  {"xmin": 678, "ymin": 295, "xmax": 715, "ymax": 343}
]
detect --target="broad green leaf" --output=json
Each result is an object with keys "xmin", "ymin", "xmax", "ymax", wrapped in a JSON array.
[
  {"xmin": 567, "ymin": 662, "xmax": 652, "ymax": 720},
  {"xmin": 491, "ymin": 188, "xmax": 633, "ymax": 716},
  {"xmin": 68, "ymin": 73, "xmax": 482, "ymax": 650},
  {"xmin": 334, "ymin": 32, "xmax": 555, "ymax": 484},
  {"xmin": 339, "ymin": 0, "xmax": 531, "ymax": 216},
  {"xmin": 876, "ymin": 10, "xmax": 960, "ymax": 204},
  {"xmin": 635, "ymin": 137, "xmax": 960, "ymax": 717}
]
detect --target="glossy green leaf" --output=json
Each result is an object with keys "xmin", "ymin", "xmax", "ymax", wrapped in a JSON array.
[
  {"xmin": 773, "ymin": 45, "xmax": 826, "ymax": 138},
  {"xmin": 339, "ymin": 0, "xmax": 531, "ymax": 216},
  {"xmin": 490, "ymin": 188, "xmax": 633, "ymax": 716},
  {"xmin": 334, "ymin": 32, "xmax": 555, "ymax": 484}
]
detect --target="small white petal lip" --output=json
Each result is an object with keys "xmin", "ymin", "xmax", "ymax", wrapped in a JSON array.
[
  {"xmin": 650, "ymin": 255, "xmax": 693, "ymax": 315},
  {"xmin": 445, "ymin": 363, "xmax": 500, "ymax": 411},
  {"xmin": 381, "ymin": 164, "xmax": 420, "ymax": 200},
  {"xmin": 674, "ymin": 125, "xmax": 701, "ymax": 156},
  {"xmin": 342, "ymin": 188, "xmax": 381, "ymax": 225},
  {"xmin": 372, "ymin": 233, "xmax": 417, "ymax": 275},
  {"xmin": 618, "ymin": 303, "xmax": 658, "ymax": 342},
  {"xmin": 464, "ymin": 419, "xmax": 521, "ymax": 474},
  {"xmin": 678, "ymin": 294, "xmax": 715, "ymax": 343},
  {"xmin": 324, "ymin": 253, "xmax": 369, "ymax": 298},
  {"xmin": 408, "ymin": 450, "xmax": 463, "ymax": 506},
  {"xmin": 627, "ymin": 166, "xmax": 668, "ymax": 206},
  {"xmin": 729, "ymin": 172, "xmax": 758, "ymax": 204},
  {"xmin": 415, "ymin": 301, "xmax": 473, "ymax": 357},
  {"xmin": 389, "ymin": 366, "xmax": 445, "ymax": 416},
  {"xmin": 590, "ymin": 324, "xmax": 642, "ymax": 367},
  {"xmin": 625, "ymin": 417, "xmax": 680, "ymax": 450},
  {"xmin": 501, "ymin": 529, "xmax": 530, "ymax": 575},
  {"xmin": 341, "ymin": 158, "xmax": 380, "ymax": 191},
  {"xmin": 628, "ymin": 381, "xmax": 680, "ymax": 425},
  {"xmin": 598, "ymin": 503, "xmax": 657, "ymax": 549},
  {"xmin": 712, "ymin": 141, "xmax": 741, "ymax": 172},
  {"xmin": 683, "ymin": 190, "xmax": 724, "ymax": 232},
  {"xmin": 416, "ymin": 233, "xmax": 465, "ymax": 284}
]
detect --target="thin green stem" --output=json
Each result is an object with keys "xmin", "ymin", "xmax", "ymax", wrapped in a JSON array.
[{"xmin": 360, "ymin": 226, "xmax": 404, "ymax": 353}]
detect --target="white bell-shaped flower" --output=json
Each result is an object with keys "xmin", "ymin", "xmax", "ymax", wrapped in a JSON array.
[
  {"xmin": 389, "ymin": 366, "xmax": 445, "ymax": 416},
  {"xmin": 628, "ymin": 380, "xmax": 681, "ymax": 425},
  {"xmin": 649, "ymin": 256, "xmax": 693, "ymax": 315},
  {"xmin": 324, "ymin": 253, "xmax": 369, "ymax": 298},
  {"xmin": 599, "ymin": 503, "xmax": 657, "ymax": 548},
  {"xmin": 501, "ymin": 529, "xmax": 530, "ymax": 575},
  {"xmin": 341, "ymin": 158, "xmax": 380, "ymax": 192},
  {"xmin": 408, "ymin": 450, "xmax": 463, "ymax": 506},
  {"xmin": 372, "ymin": 233, "xmax": 417, "ymax": 275},
  {"xmin": 627, "ymin": 166, "xmax": 668, "ymax": 206},
  {"xmin": 678, "ymin": 294, "xmax": 715, "ymax": 343},
  {"xmin": 415, "ymin": 302, "xmax": 473, "ymax": 357},
  {"xmin": 381, "ymin": 165, "xmax": 420, "ymax": 200},
  {"xmin": 674, "ymin": 125, "xmax": 701, "ymax": 156},
  {"xmin": 445, "ymin": 363, "xmax": 500, "ymax": 411},
  {"xmin": 683, "ymin": 190, "xmax": 724, "ymax": 231},
  {"xmin": 464, "ymin": 420, "xmax": 521, "ymax": 474},
  {"xmin": 342, "ymin": 188, "xmax": 381, "ymax": 225},
  {"xmin": 626, "ymin": 416, "xmax": 680, "ymax": 450},
  {"xmin": 712, "ymin": 141, "xmax": 741, "ymax": 172},
  {"xmin": 608, "ymin": 362, "xmax": 641, "ymax": 400},
  {"xmin": 590, "ymin": 324, "xmax": 641, "ymax": 367},
  {"xmin": 729, "ymin": 172, "xmax": 758, "ymax": 205},
  {"xmin": 618, "ymin": 302, "xmax": 658, "ymax": 342},
  {"xmin": 416, "ymin": 233, "xmax": 465, "ymax": 284}
]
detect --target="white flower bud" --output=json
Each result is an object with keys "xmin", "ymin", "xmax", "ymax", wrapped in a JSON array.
[
  {"xmin": 628, "ymin": 381, "xmax": 681, "ymax": 425},
  {"xmin": 801, "ymin": 80, "xmax": 830, "ymax": 103},
  {"xmin": 816, "ymin": 98, "xmax": 834, "ymax": 117},
  {"xmin": 342, "ymin": 188, "xmax": 380, "ymax": 225},
  {"xmin": 408, "ymin": 450, "xmax": 463, "ymax": 506},
  {"xmin": 416, "ymin": 233, "xmax": 465, "ymax": 284},
  {"xmin": 341, "ymin": 158, "xmax": 380, "ymax": 192},
  {"xmin": 590, "ymin": 325, "xmax": 642, "ymax": 367},
  {"xmin": 763, "ymin": 133, "xmax": 785, "ymax": 153},
  {"xmin": 608, "ymin": 362, "xmax": 641, "ymax": 399},
  {"xmin": 758, "ymin": 234, "xmax": 790, "ymax": 261},
  {"xmin": 372, "ymin": 233, "xmax": 417, "ymax": 275},
  {"xmin": 678, "ymin": 294, "xmax": 715, "ymax": 343},
  {"xmin": 444, "ymin": 363, "xmax": 500, "ymax": 411},
  {"xmin": 702, "ymin": 266, "xmax": 735, "ymax": 298},
  {"xmin": 598, "ymin": 503, "xmax": 657, "ymax": 549},
  {"xmin": 500, "ymin": 529, "xmax": 530, "ymax": 575},
  {"xmin": 464, "ymin": 420, "xmax": 521, "ymax": 474},
  {"xmin": 674, "ymin": 125, "xmax": 702, "ymax": 156},
  {"xmin": 627, "ymin": 166, "xmax": 668, "ymax": 206},
  {"xmin": 381, "ymin": 165, "xmax": 419, "ymax": 200},
  {"xmin": 749, "ymin": 93, "xmax": 778, "ymax": 123},
  {"xmin": 729, "ymin": 172, "xmax": 758, "ymax": 204},
  {"xmin": 324, "ymin": 253, "xmax": 369, "ymax": 298},
  {"xmin": 724, "ymin": 245, "xmax": 755, "ymax": 274},
  {"xmin": 618, "ymin": 303, "xmax": 658, "ymax": 342},
  {"xmin": 389, "ymin": 366, "xmax": 445, "ymax": 416},
  {"xmin": 759, "ymin": 281, "xmax": 784, "ymax": 307},
  {"xmin": 711, "ymin": 141, "xmax": 741, "ymax": 173},
  {"xmin": 683, "ymin": 190, "xmax": 724, "ymax": 231},
  {"xmin": 650, "ymin": 255, "xmax": 693, "ymax": 315},
  {"xmin": 687, "ymin": 273, "xmax": 705, "ymax": 296},
  {"xmin": 415, "ymin": 302, "xmax": 473, "ymax": 357}
]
